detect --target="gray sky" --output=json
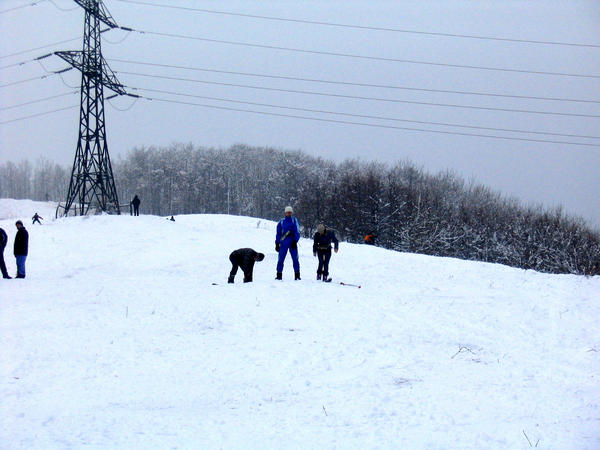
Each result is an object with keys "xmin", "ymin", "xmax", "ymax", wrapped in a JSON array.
[{"xmin": 1, "ymin": 0, "xmax": 599, "ymax": 228}]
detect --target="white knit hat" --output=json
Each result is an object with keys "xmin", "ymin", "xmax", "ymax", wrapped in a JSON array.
[{"xmin": 285, "ymin": 206, "xmax": 293, "ymax": 214}]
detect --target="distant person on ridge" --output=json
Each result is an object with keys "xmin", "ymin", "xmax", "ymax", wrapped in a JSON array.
[
  {"xmin": 0, "ymin": 227, "xmax": 11, "ymax": 279},
  {"xmin": 13, "ymin": 220, "xmax": 28, "ymax": 279},
  {"xmin": 32, "ymin": 213, "xmax": 43, "ymax": 225},
  {"xmin": 228, "ymin": 248, "xmax": 265, "ymax": 283},
  {"xmin": 313, "ymin": 223, "xmax": 339, "ymax": 282},
  {"xmin": 131, "ymin": 195, "xmax": 141, "ymax": 216},
  {"xmin": 364, "ymin": 232, "xmax": 377, "ymax": 245},
  {"xmin": 275, "ymin": 206, "xmax": 301, "ymax": 280}
]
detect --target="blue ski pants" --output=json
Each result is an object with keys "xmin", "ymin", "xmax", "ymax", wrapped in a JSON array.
[{"xmin": 277, "ymin": 240, "xmax": 300, "ymax": 273}]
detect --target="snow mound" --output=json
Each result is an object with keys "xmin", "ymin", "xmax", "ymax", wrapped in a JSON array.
[
  {"xmin": 1, "ymin": 200, "xmax": 598, "ymax": 448},
  {"xmin": 0, "ymin": 198, "xmax": 57, "ymax": 222}
]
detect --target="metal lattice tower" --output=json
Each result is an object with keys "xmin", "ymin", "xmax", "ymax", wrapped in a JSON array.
[{"xmin": 56, "ymin": 0, "xmax": 126, "ymax": 216}]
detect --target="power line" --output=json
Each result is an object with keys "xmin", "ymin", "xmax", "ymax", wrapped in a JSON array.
[
  {"xmin": 117, "ymin": 70, "xmax": 600, "ymax": 118},
  {"xmin": 132, "ymin": 86, "xmax": 600, "ymax": 141},
  {"xmin": 108, "ymin": 57, "xmax": 600, "ymax": 105},
  {"xmin": 135, "ymin": 94, "xmax": 600, "ymax": 148},
  {"xmin": 0, "ymin": 30, "xmax": 126, "ymax": 61},
  {"xmin": 103, "ymin": 29, "xmax": 133, "ymax": 45},
  {"xmin": 0, "ymin": 72, "xmax": 62, "ymax": 88},
  {"xmin": 0, "ymin": 59, "xmax": 37, "ymax": 70},
  {"xmin": 113, "ymin": 0, "xmax": 600, "ymax": 49},
  {"xmin": 3, "ymin": 86, "xmax": 596, "ymax": 148},
  {"xmin": 106, "ymin": 95, "xmax": 140, "ymax": 112},
  {"xmin": 0, "ymin": 52, "xmax": 68, "ymax": 71},
  {"xmin": 46, "ymin": 0, "xmax": 80, "ymax": 12},
  {"xmin": 127, "ymin": 29, "xmax": 600, "ymax": 79},
  {"xmin": 0, "ymin": 104, "xmax": 77, "ymax": 124},
  {"xmin": 0, "ymin": 37, "xmax": 80, "ymax": 60},
  {"xmin": 126, "ymin": 29, "xmax": 600, "ymax": 80},
  {"xmin": 0, "ymin": 91, "xmax": 78, "ymax": 110},
  {"xmin": 0, "ymin": 0, "xmax": 47, "ymax": 14}
]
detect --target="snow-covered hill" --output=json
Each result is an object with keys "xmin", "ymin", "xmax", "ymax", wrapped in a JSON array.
[{"xmin": 1, "ymin": 199, "xmax": 598, "ymax": 448}]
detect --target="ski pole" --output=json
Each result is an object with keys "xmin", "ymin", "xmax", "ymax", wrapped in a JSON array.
[{"xmin": 340, "ymin": 282, "xmax": 361, "ymax": 288}]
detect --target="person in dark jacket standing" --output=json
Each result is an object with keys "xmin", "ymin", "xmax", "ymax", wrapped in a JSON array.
[
  {"xmin": 14, "ymin": 220, "xmax": 28, "ymax": 279},
  {"xmin": 228, "ymin": 248, "xmax": 265, "ymax": 283},
  {"xmin": 0, "ymin": 227, "xmax": 11, "ymax": 279},
  {"xmin": 32, "ymin": 213, "xmax": 43, "ymax": 225},
  {"xmin": 275, "ymin": 206, "xmax": 301, "ymax": 280},
  {"xmin": 313, "ymin": 224, "xmax": 339, "ymax": 282},
  {"xmin": 131, "ymin": 195, "xmax": 141, "ymax": 216}
]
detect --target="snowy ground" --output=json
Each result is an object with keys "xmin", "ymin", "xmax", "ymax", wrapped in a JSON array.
[{"xmin": 1, "ymin": 199, "xmax": 599, "ymax": 449}]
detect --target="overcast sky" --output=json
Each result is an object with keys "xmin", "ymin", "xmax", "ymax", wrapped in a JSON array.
[{"xmin": 1, "ymin": 0, "xmax": 599, "ymax": 228}]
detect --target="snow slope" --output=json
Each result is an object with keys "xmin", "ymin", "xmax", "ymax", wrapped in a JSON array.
[{"xmin": 1, "ymin": 199, "xmax": 599, "ymax": 449}]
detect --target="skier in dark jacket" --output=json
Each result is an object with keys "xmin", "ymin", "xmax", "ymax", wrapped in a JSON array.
[
  {"xmin": 131, "ymin": 195, "xmax": 141, "ymax": 216},
  {"xmin": 0, "ymin": 227, "xmax": 11, "ymax": 279},
  {"xmin": 313, "ymin": 224, "xmax": 339, "ymax": 282},
  {"xmin": 32, "ymin": 213, "xmax": 43, "ymax": 225},
  {"xmin": 228, "ymin": 248, "xmax": 265, "ymax": 283},
  {"xmin": 275, "ymin": 206, "xmax": 301, "ymax": 280},
  {"xmin": 13, "ymin": 220, "xmax": 28, "ymax": 279}
]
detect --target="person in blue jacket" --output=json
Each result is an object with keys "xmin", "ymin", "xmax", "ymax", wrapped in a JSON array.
[{"xmin": 275, "ymin": 206, "xmax": 301, "ymax": 280}]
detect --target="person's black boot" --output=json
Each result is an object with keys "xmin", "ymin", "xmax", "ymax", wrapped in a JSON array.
[
  {"xmin": 295, "ymin": 272, "xmax": 301, "ymax": 280},
  {"xmin": 316, "ymin": 273, "xmax": 321, "ymax": 280},
  {"xmin": 228, "ymin": 275, "xmax": 235, "ymax": 284},
  {"xmin": 275, "ymin": 272, "xmax": 282, "ymax": 280}
]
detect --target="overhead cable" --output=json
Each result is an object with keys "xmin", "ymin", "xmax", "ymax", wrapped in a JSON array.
[
  {"xmin": 0, "ymin": 0, "xmax": 47, "ymax": 14},
  {"xmin": 0, "ymin": 91, "xmax": 78, "ymax": 110},
  {"xmin": 0, "ymin": 71, "xmax": 62, "ymax": 88},
  {"xmin": 124, "ymin": 29, "xmax": 600, "ymax": 79},
  {"xmin": 46, "ymin": 0, "xmax": 80, "ymax": 12},
  {"xmin": 134, "ymin": 94, "xmax": 600, "ymax": 148},
  {"xmin": 116, "ymin": 71, "xmax": 600, "ymax": 118},
  {"xmin": 109, "ymin": 58, "xmax": 600, "ymax": 104},
  {"xmin": 0, "ymin": 104, "xmax": 78, "ymax": 124},
  {"xmin": 133, "ymin": 87, "xmax": 600, "ymax": 141},
  {"xmin": 113, "ymin": 0, "xmax": 600, "ymax": 49},
  {"xmin": 0, "ymin": 37, "xmax": 80, "ymax": 60}
]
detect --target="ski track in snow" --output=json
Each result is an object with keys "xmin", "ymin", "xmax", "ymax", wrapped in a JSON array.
[{"xmin": 1, "ymin": 199, "xmax": 599, "ymax": 448}]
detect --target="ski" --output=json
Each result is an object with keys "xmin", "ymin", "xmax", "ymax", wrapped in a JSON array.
[{"xmin": 340, "ymin": 282, "xmax": 361, "ymax": 288}]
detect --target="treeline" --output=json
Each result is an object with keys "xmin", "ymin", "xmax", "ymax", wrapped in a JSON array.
[
  {"xmin": 1, "ymin": 144, "xmax": 599, "ymax": 275},
  {"xmin": 0, "ymin": 158, "xmax": 69, "ymax": 202},
  {"xmin": 115, "ymin": 144, "xmax": 599, "ymax": 275}
]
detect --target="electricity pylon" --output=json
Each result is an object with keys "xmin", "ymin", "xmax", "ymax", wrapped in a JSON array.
[{"xmin": 56, "ymin": 0, "xmax": 126, "ymax": 216}]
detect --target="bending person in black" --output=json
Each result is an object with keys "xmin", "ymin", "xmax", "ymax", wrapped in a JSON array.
[{"xmin": 228, "ymin": 248, "xmax": 265, "ymax": 283}]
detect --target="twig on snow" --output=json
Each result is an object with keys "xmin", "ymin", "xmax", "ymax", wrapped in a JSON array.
[
  {"xmin": 451, "ymin": 346, "xmax": 475, "ymax": 359},
  {"xmin": 523, "ymin": 430, "xmax": 533, "ymax": 447},
  {"xmin": 322, "ymin": 405, "xmax": 328, "ymax": 416},
  {"xmin": 522, "ymin": 430, "xmax": 540, "ymax": 447}
]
